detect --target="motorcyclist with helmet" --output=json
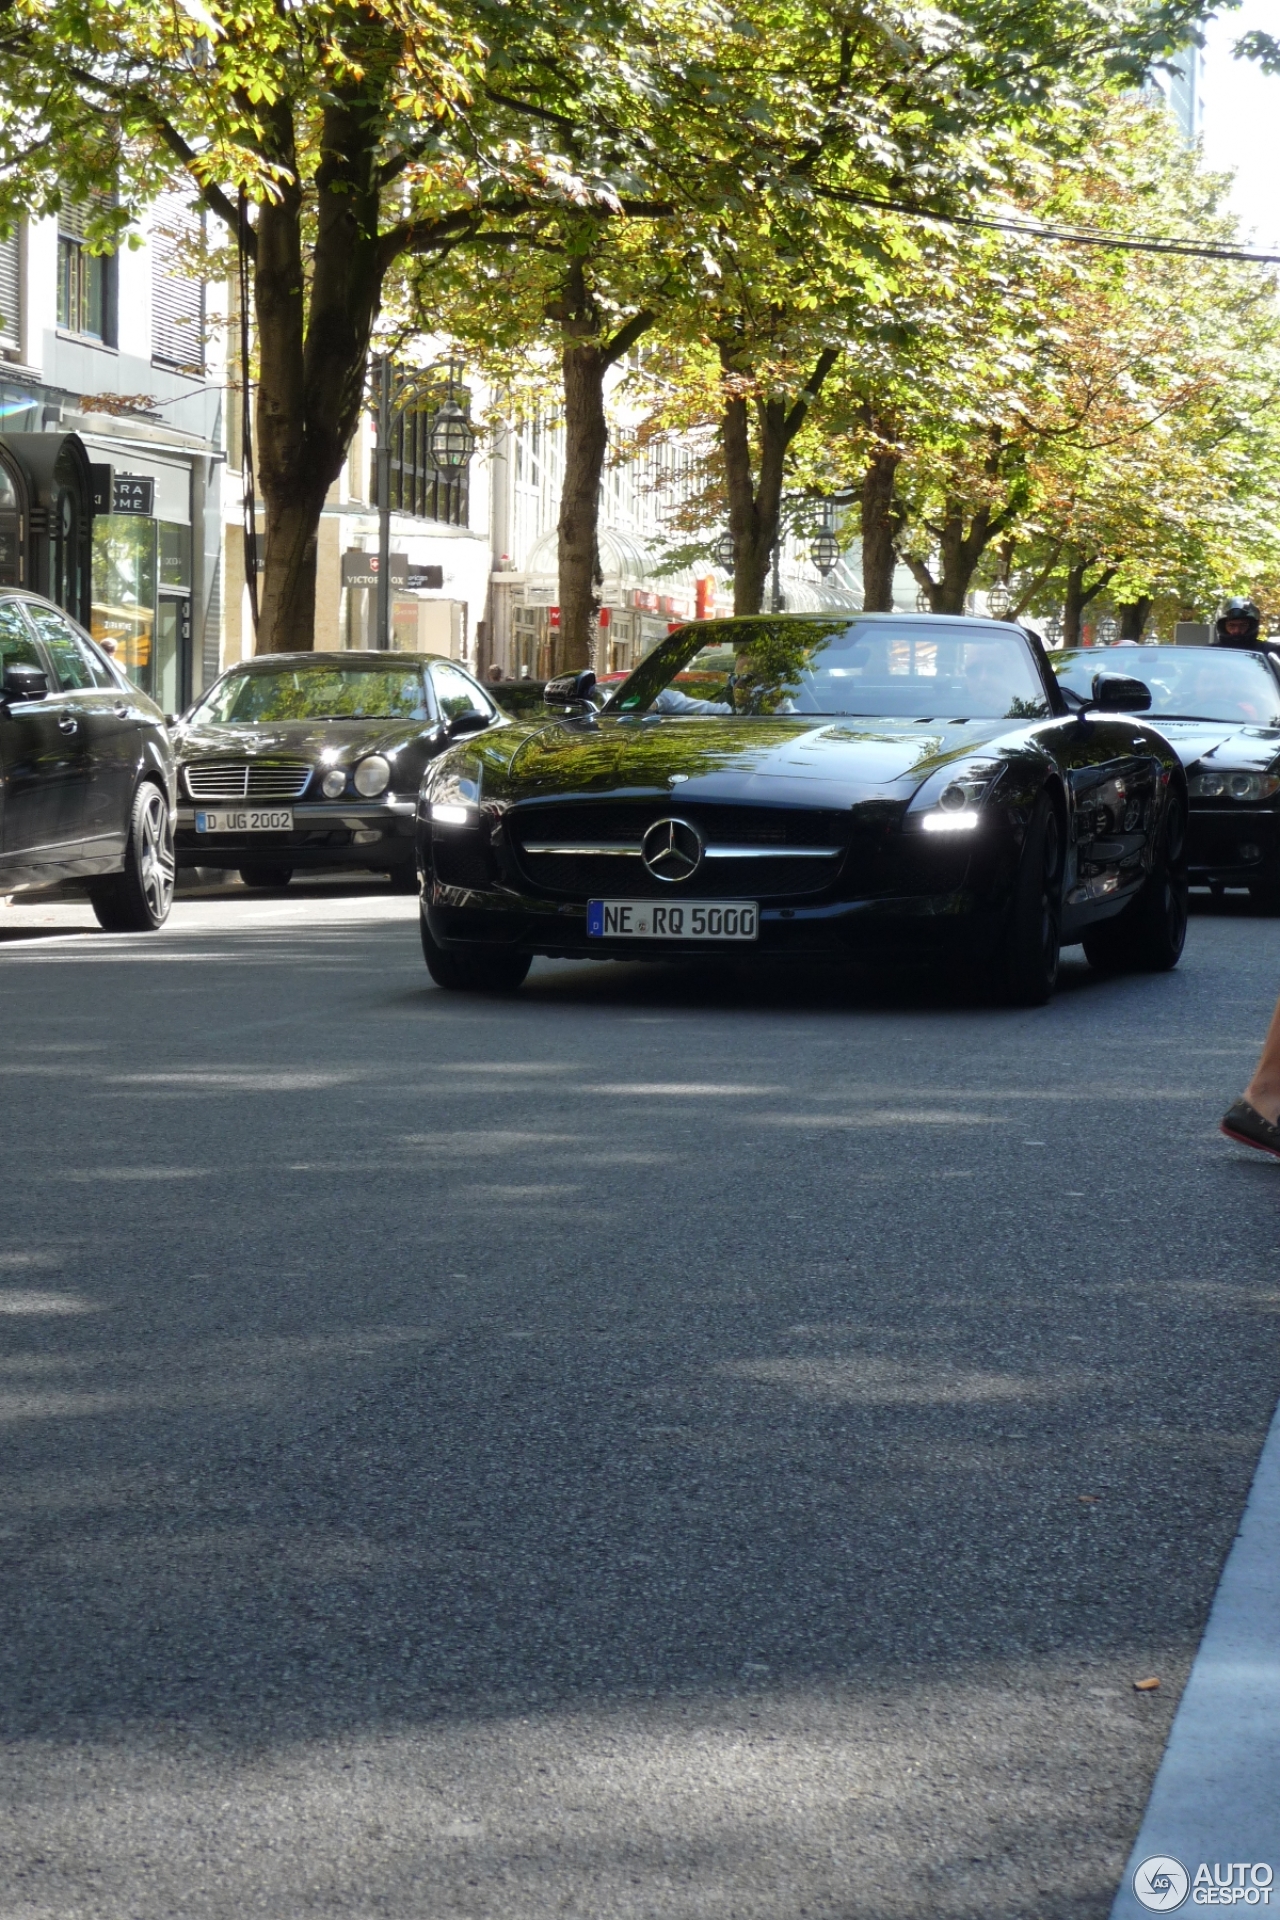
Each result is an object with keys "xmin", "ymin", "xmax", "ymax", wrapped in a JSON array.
[{"xmin": 1213, "ymin": 598, "xmax": 1265, "ymax": 649}]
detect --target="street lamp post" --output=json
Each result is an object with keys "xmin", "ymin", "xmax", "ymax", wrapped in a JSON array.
[{"xmin": 373, "ymin": 356, "xmax": 476, "ymax": 650}]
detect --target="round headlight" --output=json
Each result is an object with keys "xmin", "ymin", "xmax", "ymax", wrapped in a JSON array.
[
  {"xmin": 1199, "ymin": 772, "xmax": 1225, "ymax": 797},
  {"xmin": 354, "ymin": 755, "xmax": 391, "ymax": 797},
  {"xmin": 1229, "ymin": 773, "xmax": 1255, "ymax": 801},
  {"xmin": 321, "ymin": 768, "xmax": 347, "ymax": 799},
  {"xmin": 938, "ymin": 783, "xmax": 968, "ymax": 812}
]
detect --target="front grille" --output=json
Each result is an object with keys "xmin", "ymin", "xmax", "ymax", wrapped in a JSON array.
[
  {"xmin": 433, "ymin": 836, "xmax": 494, "ymax": 889},
  {"xmin": 185, "ymin": 760, "xmax": 312, "ymax": 801},
  {"xmin": 508, "ymin": 801, "xmax": 850, "ymax": 901}
]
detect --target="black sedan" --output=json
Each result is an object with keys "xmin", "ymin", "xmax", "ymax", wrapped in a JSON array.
[
  {"xmin": 172, "ymin": 651, "xmax": 501, "ymax": 888},
  {"xmin": 1053, "ymin": 644, "xmax": 1280, "ymax": 907},
  {"xmin": 0, "ymin": 588, "xmax": 175, "ymax": 930},
  {"xmin": 415, "ymin": 612, "xmax": 1188, "ymax": 1003}
]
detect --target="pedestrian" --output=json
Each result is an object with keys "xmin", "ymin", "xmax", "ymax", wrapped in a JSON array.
[
  {"xmin": 1221, "ymin": 1004, "xmax": 1280, "ymax": 1158},
  {"xmin": 1212, "ymin": 599, "xmax": 1263, "ymax": 650},
  {"xmin": 485, "ymin": 662, "xmax": 504, "ymax": 684}
]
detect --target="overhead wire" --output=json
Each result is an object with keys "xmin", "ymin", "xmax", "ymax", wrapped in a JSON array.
[{"xmin": 817, "ymin": 185, "xmax": 1280, "ymax": 267}]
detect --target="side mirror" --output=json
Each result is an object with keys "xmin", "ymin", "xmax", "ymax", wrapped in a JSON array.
[
  {"xmin": 1091, "ymin": 671, "xmax": 1152, "ymax": 714},
  {"xmin": 2, "ymin": 662, "xmax": 49, "ymax": 702},
  {"xmin": 446, "ymin": 708, "xmax": 490, "ymax": 740},
  {"xmin": 544, "ymin": 668, "xmax": 598, "ymax": 711}
]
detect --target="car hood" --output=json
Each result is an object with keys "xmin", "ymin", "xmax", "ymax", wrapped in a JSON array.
[
  {"xmin": 456, "ymin": 713, "xmax": 1039, "ymax": 809},
  {"xmin": 1143, "ymin": 719, "xmax": 1280, "ymax": 773},
  {"xmin": 174, "ymin": 718, "xmax": 436, "ymax": 765}
]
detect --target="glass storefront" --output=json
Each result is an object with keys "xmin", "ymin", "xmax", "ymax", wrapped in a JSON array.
[{"xmin": 91, "ymin": 513, "xmax": 192, "ymax": 706}]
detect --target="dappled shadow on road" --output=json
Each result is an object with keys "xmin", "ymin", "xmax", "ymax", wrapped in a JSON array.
[{"xmin": 1, "ymin": 913, "xmax": 1278, "ymax": 1916}]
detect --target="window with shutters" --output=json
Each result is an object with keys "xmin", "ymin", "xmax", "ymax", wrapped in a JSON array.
[
  {"xmin": 371, "ymin": 377, "xmax": 470, "ymax": 528},
  {"xmin": 150, "ymin": 191, "xmax": 205, "ymax": 375},
  {"xmin": 0, "ymin": 226, "xmax": 21, "ymax": 355},
  {"xmin": 57, "ymin": 198, "xmax": 115, "ymax": 344}
]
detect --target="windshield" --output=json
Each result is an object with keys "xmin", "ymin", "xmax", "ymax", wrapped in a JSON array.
[
  {"xmin": 194, "ymin": 666, "xmax": 431, "ymax": 724},
  {"xmin": 1052, "ymin": 647, "xmax": 1280, "ymax": 726},
  {"xmin": 606, "ymin": 618, "xmax": 1051, "ymax": 721}
]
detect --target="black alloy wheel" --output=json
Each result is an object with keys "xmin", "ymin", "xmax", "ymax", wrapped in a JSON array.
[
  {"xmin": 419, "ymin": 908, "xmax": 531, "ymax": 993},
  {"xmin": 1082, "ymin": 792, "xmax": 1189, "ymax": 973},
  {"xmin": 88, "ymin": 783, "xmax": 175, "ymax": 933},
  {"xmin": 1000, "ymin": 792, "xmax": 1062, "ymax": 1007},
  {"xmin": 238, "ymin": 864, "xmax": 294, "ymax": 889}
]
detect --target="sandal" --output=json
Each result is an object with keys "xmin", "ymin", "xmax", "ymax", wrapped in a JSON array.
[{"xmin": 1221, "ymin": 1099, "xmax": 1280, "ymax": 1160}]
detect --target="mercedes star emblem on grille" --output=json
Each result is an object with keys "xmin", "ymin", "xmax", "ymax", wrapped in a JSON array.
[{"xmin": 641, "ymin": 817, "xmax": 703, "ymax": 882}]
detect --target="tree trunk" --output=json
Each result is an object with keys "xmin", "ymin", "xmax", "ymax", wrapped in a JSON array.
[
  {"xmin": 859, "ymin": 445, "xmax": 901, "ymax": 611},
  {"xmin": 902, "ymin": 499, "xmax": 994, "ymax": 615},
  {"xmin": 250, "ymin": 93, "xmax": 386, "ymax": 653},
  {"xmin": 1062, "ymin": 556, "xmax": 1118, "ymax": 648},
  {"xmin": 547, "ymin": 256, "xmax": 654, "ymax": 674},
  {"xmin": 722, "ymin": 392, "xmax": 781, "ymax": 615},
  {"xmin": 1118, "ymin": 596, "xmax": 1151, "ymax": 641},
  {"xmin": 556, "ymin": 338, "xmax": 609, "ymax": 673},
  {"xmin": 720, "ymin": 347, "xmax": 839, "ymax": 615}
]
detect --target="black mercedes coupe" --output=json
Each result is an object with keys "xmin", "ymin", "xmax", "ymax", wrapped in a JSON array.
[
  {"xmin": 416, "ymin": 612, "xmax": 1189, "ymax": 1003},
  {"xmin": 172, "ymin": 651, "xmax": 501, "ymax": 888},
  {"xmin": 1053, "ymin": 644, "xmax": 1280, "ymax": 909}
]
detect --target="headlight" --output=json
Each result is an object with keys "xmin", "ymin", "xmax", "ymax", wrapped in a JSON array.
[
  {"xmin": 1188, "ymin": 770, "xmax": 1280, "ymax": 801},
  {"xmin": 353, "ymin": 755, "xmax": 391, "ymax": 797},
  {"xmin": 431, "ymin": 801, "xmax": 475, "ymax": 827},
  {"xmin": 910, "ymin": 759, "xmax": 1006, "ymax": 829},
  {"xmin": 321, "ymin": 768, "xmax": 346, "ymax": 799}
]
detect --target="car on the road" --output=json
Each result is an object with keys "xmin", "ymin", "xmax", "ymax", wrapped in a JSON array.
[
  {"xmin": 416, "ymin": 612, "xmax": 1189, "ymax": 1003},
  {"xmin": 1052, "ymin": 644, "xmax": 1280, "ymax": 908},
  {"xmin": 0, "ymin": 588, "xmax": 175, "ymax": 930},
  {"xmin": 171, "ymin": 651, "xmax": 502, "ymax": 888}
]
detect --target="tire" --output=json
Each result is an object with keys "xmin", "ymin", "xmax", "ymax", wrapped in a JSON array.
[
  {"xmin": 1249, "ymin": 880, "xmax": 1280, "ymax": 914},
  {"xmin": 1082, "ymin": 792, "xmax": 1188, "ymax": 973},
  {"xmin": 419, "ymin": 908, "xmax": 531, "ymax": 992},
  {"xmin": 239, "ymin": 863, "xmax": 294, "ymax": 889},
  {"xmin": 1000, "ymin": 792, "xmax": 1062, "ymax": 1006},
  {"xmin": 389, "ymin": 864, "xmax": 421, "ymax": 895},
  {"xmin": 88, "ymin": 782, "xmax": 175, "ymax": 933}
]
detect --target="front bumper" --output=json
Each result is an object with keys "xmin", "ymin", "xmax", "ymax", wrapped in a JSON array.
[
  {"xmin": 424, "ymin": 879, "xmax": 1002, "ymax": 965},
  {"xmin": 1188, "ymin": 806, "xmax": 1280, "ymax": 886},
  {"xmin": 174, "ymin": 798, "xmax": 417, "ymax": 870}
]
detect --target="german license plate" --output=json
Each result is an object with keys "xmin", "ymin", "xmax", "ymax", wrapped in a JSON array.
[
  {"xmin": 587, "ymin": 900, "xmax": 758, "ymax": 941},
  {"xmin": 194, "ymin": 809, "xmax": 293, "ymax": 834}
]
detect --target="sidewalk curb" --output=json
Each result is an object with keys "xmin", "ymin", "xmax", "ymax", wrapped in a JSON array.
[{"xmin": 1111, "ymin": 1393, "xmax": 1280, "ymax": 1915}]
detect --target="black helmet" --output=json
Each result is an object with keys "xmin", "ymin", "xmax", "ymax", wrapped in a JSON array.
[{"xmin": 1214, "ymin": 598, "xmax": 1262, "ymax": 647}]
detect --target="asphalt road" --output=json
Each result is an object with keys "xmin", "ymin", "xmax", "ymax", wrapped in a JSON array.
[{"xmin": 2, "ymin": 879, "xmax": 1279, "ymax": 1919}]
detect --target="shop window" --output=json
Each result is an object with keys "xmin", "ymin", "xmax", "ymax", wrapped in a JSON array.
[
  {"xmin": 0, "ymin": 460, "xmax": 19, "ymax": 588},
  {"xmin": 57, "ymin": 199, "xmax": 116, "ymax": 345},
  {"xmin": 91, "ymin": 513, "xmax": 156, "ymax": 687}
]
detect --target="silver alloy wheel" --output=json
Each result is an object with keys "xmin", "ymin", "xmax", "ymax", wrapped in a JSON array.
[{"xmin": 138, "ymin": 786, "xmax": 175, "ymax": 923}]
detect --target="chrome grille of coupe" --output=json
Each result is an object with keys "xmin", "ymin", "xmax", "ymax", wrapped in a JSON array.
[
  {"xmin": 508, "ymin": 801, "xmax": 849, "ymax": 900},
  {"xmin": 185, "ymin": 761, "xmax": 312, "ymax": 801}
]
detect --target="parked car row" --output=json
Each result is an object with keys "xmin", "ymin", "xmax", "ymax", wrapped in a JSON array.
[{"xmin": 2, "ymin": 590, "xmax": 1279, "ymax": 1006}]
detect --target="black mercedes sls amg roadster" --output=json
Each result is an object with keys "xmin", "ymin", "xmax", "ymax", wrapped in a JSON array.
[{"xmin": 415, "ymin": 613, "xmax": 1188, "ymax": 1004}]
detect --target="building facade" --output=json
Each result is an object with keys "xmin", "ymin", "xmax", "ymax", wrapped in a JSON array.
[{"xmin": 0, "ymin": 194, "xmax": 223, "ymax": 714}]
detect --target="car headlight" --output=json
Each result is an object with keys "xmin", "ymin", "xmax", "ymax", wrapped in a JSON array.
[
  {"xmin": 353, "ymin": 755, "xmax": 391, "ymax": 797},
  {"xmin": 321, "ymin": 768, "xmax": 347, "ymax": 799},
  {"xmin": 1188, "ymin": 769, "xmax": 1280, "ymax": 801},
  {"xmin": 910, "ymin": 759, "xmax": 1007, "ymax": 831}
]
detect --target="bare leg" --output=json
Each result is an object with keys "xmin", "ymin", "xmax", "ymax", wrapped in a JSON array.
[{"xmin": 1243, "ymin": 993, "xmax": 1280, "ymax": 1124}]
